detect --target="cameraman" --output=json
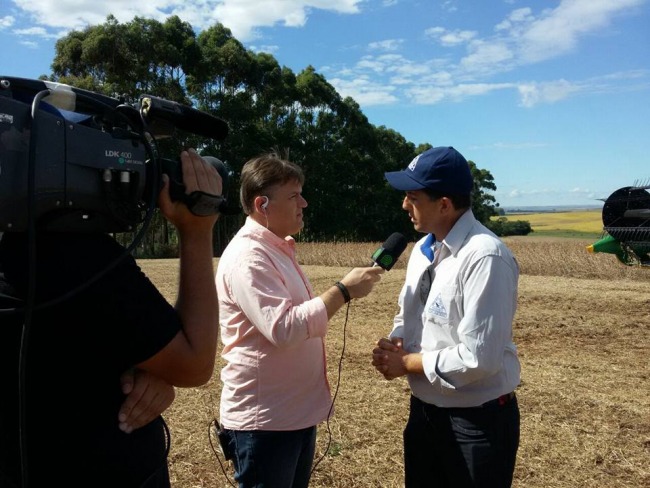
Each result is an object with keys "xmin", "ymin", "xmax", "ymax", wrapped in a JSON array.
[{"xmin": 0, "ymin": 149, "xmax": 221, "ymax": 487}]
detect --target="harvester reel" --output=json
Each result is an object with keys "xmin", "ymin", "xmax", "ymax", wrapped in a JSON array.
[{"xmin": 599, "ymin": 186, "xmax": 650, "ymax": 266}]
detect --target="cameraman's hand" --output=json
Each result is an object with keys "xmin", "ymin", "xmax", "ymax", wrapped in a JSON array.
[
  {"xmin": 118, "ymin": 368, "xmax": 175, "ymax": 434},
  {"xmin": 158, "ymin": 148, "xmax": 222, "ymax": 231}
]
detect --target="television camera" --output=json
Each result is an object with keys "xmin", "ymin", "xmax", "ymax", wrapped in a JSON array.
[{"xmin": 0, "ymin": 75, "xmax": 231, "ymax": 234}]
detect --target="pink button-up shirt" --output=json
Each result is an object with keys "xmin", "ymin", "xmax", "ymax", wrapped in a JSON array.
[{"xmin": 216, "ymin": 218, "xmax": 332, "ymax": 430}]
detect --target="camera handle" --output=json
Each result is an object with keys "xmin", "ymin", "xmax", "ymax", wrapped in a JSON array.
[{"xmin": 160, "ymin": 157, "xmax": 229, "ymax": 216}]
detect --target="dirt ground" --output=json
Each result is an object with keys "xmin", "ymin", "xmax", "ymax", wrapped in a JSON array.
[{"xmin": 139, "ymin": 255, "xmax": 650, "ymax": 488}]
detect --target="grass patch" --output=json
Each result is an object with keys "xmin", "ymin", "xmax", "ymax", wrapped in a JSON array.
[{"xmin": 141, "ymin": 242, "xmax": 650, "ymax": 488}]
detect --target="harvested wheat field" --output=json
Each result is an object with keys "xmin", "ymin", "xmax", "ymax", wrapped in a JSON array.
[{"xmin": 139, "ymin": 236, "xmax": 649, "ymax": 488}]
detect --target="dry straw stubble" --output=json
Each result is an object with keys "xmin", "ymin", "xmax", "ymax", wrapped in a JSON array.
[{"xmin": 140, "ymin": 236, "xmax": 649, "ymax": 488}]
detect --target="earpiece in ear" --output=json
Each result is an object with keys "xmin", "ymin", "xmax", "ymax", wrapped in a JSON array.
[{"xmin": 261, "ymin": 196, "xmax": 269, "ymax": 210}]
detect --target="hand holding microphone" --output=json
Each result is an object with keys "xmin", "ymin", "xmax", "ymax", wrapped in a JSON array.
[
  {"xmin": 334, "ymin": 233, "xmax": 409, "ymax": 304},
  {"xmin": 337, "ymin": 266, "xmax": 385, "ymax": 301}
]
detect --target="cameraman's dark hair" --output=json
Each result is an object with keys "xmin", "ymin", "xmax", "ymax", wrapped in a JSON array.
[
  {"xmin": 240, "ymin": 150, "xmax": 305, "ymax": 215},
  {"xmin": 423, "ymin": 188, "xmax": 472, "ymax": 211}
]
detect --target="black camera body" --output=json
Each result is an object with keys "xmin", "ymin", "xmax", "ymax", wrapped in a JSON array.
[{"xmin": 0, "ymin": 76, "xmax": 229, "ymax": 233}]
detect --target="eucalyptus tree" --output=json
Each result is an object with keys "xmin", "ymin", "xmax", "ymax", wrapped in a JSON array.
[
  {"xmin": 468, "ymin": 162, "xmax": 499, "ymax": 224},
  {"xmin": 364, "ymin": 126, "xmax": 420, "ymax": 241},
  {"xmin": 52, "ymin": 15, "xmax": 200, "ymax": 103},
  {"xmin": 51, "ymin": 15, "xmax": 130, "ymax": 93},
  {"xmin": 46, "ymin": 15, "xmax": 513, "ymax": 249},
  {"xmin": 50, "ymin": 15, "xmax": 216, "ymax": 254}
]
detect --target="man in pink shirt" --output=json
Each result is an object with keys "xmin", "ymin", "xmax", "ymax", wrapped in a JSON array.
[{"xmin": 215, "ymin": 152, "xmax": 384, "ymax": 488}]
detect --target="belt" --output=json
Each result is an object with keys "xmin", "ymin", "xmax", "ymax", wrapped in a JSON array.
[{"xmin": 481, "ymin": 391, "xmax": 515, "ymax": 408}]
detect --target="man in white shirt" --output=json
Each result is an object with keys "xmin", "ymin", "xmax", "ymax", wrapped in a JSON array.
[{"xmin": 372, "ymin": 146, "xmax": 521, "ymax": 488}]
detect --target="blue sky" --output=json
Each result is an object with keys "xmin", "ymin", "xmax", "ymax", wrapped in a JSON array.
[{"xmin": 1, "ymin": 0, "xmax": 649, "ymax": 208}]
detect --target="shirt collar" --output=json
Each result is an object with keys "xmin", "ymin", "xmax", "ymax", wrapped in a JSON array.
[
  {"xmin": 442, "ymin": 209, "xmax": 476, "ymax": 258},
  {"xmin": 243, "ymin": 217, "xmax": 296, "ymax": 252},
  {"xmin": 419, "ymin": 233, "xmax": 436, "ymax": 262}
]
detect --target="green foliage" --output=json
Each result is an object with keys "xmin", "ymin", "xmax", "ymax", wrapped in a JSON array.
[
  {"xmin": 487, "ymin": 217, "xmax": 533, "ymax": 237},
  {"xmin": 469, "ymin": 161, "xmax": 499, "ymax": 225},
  {"xmin": 47, "ymin": 15, "xmax": 509, "ymax": 253}
]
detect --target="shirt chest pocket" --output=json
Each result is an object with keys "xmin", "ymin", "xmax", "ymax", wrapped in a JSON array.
[{"xmin": 424, "ymin": 283, "xmax": 462, "ymax": 328}]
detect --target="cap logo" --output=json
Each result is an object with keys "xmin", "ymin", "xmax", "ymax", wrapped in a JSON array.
[{"xmin": 407, "ymin": 154, "xmax": 421, "ymax": 172}]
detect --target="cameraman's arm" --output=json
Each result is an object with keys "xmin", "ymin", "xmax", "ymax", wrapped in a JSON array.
[{"xmin": 137, "ymin": 149, "xmax": 221, "ymax": 387}]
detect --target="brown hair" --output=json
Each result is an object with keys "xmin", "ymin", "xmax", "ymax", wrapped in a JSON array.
[{"xmin": 239, "ymin": 151, "xmax": 305, "ymax": 215}]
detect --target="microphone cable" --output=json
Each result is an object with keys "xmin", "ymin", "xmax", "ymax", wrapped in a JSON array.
[
  {"xmin": 207, "ymin": 328, "xmax": 237, "ymax": 487},
  {"xmin": 310, "ymin": 299, "xmax": 350, "ymax": 476},
  {"xmin": 208, "ymin": 418, "xmax": 237, "ymax": 488},
  {"xmin": 208, "ymin": 299, "xmax": 353, "ymax": 486}
]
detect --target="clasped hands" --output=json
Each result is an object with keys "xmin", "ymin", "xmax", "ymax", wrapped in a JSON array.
[{"xmin": 372, "ymin": 337, "xmax": 408, "ymax": 381}]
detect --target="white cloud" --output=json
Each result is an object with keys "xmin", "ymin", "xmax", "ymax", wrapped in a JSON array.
[
  {"xmin": 425, "ymin": 27, "xmax": 477, "ymax": 46},
  {"xmin": 517, "ymin": 79, "xmax": 581, "ymax": 107},
  {"xmin": 368, "ymin": 39, "xmax": 403, "ymax": 51},
  {"xmin": 18, "ymin": 40, "xmax": 39, "ymax": 49},
  {"xmin": 441, "ymin": 1, "xmax": 457, "ymax": 13},
  {"xmin": 0, "ymin": 16, "xmax": 15, "ymax": 29},
  {"xmin": 507, "ymin": 188, "xmax": 558, "ymax": 198},
  {"xmin": 249, "ymin": 44, "xmax": 280, "ymax": 54},
  {"xmin": 14, "ymin": 27, "xmax": 52, "ymax": 37},
  {"xmin": 458, "ymin": 0, "xmax": 646, "ymax": 75},
  {"xmin": 331, "ymin": 6, "xmax": 648, "ymax": 109},
  {"xmin": 514, "ymin": 70, "xmax": 650, "ymax": 107},
  {"xmin": 460, "ymin": 40, "xmax": 514, "ymax": 73},
  {"xmin": 375, "ymin": 0, "xmax": 648, "ymax": 108},
  {"xmin": 9, "ymin": 0, "xmax": 363, "ymax": 41},
  {"xmin": 329, "ymin": 76, "xmax": 399, "ymax": 105},
  {"xmin": 599, "ymin": 69, "xmax": 649, "ymax": 81},
  {"xmin": 406, "ymin": 82, "xmax": 514, "ymax": 105},
  {"xmin": 513, "ymin": 0, "xmax": 645, "ymax": 63},
  {"xmin": 356, "ymin": 56, "xmax": 390, "ymax": 74},
  {"xmin": 495, "ymin": 7, "xmax": 533, "ymax": 31},
  {"xmin": 13, "ymin": 0, "xmax": 136, "ymax": 30},
  {"xmin": 6, "ymin": 0, "xmax": 647, "ymax": 111},
  {"xmin": 570, "ymin": 187, "xmax": 593, "ymax": 194}
]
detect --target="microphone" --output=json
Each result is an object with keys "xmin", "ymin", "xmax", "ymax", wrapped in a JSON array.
[
  {"xmin": 139, "ymin": 95, "xmax": 229, "ymax": 140},
  {"xmin": 371, "ymin": 232, "xmax": 408, "ymax": 270}
]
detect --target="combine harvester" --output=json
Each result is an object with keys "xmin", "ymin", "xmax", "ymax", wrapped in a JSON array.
[{"xmin": 586, "ymin": 182, "xmax": 650, "ymax": 267}]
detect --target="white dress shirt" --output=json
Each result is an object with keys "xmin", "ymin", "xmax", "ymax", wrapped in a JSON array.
[{"xmin": 390, "ymin": 210, "xmax": 521, "ymax": 407}]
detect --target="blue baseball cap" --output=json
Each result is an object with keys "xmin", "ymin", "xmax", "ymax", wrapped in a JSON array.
[{"xmin": 384, "ymin": 146, "xmax": 473, "ymax": 194}]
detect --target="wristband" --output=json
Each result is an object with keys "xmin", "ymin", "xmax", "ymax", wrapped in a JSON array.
[{"xmin": 334, "ymin": 281, "xmax": 351, "ymax": 303}]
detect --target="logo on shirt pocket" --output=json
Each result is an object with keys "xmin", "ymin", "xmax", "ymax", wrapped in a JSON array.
[{"xmin": 428, "ymin": 292, "xmax": 447, "ymax": 318}]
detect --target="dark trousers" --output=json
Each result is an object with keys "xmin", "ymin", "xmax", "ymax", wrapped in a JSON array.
[{"xmin": 404, "ymin": 394, "xmax": 520, "ymax": 488}]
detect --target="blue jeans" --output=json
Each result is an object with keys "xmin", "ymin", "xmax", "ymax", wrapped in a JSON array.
[
  {"xmin": 222, "ymin": 426, "xmax": 317, "ymax": 488},
  {"xmin": 404, "ymin": 394, "xmax": 520, "ymax": 488}
]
